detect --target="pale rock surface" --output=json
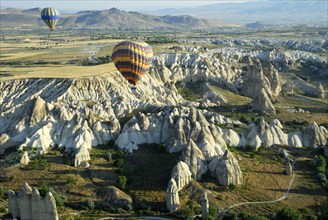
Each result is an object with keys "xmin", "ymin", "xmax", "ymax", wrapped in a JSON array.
[
  {"xmin": 171, "ymin": 161, "xmax": 192, "ymax": 190},
  {"xmin": 303, "ymin": 122, "xmax": 327, "ymax": 148},
  {"xmin": 115, "ymin": 107, "xmax": 227, "ymax": 159},
  {"xmin": 8, "ymin": 183, "xmax": 58, "ymax": 220},
  {"xmin": 286, "ymin": 161, "xmax": 293, "ymax": 176},
  {"xmin": 201, "ymin": 192, "xmax": 209, "ymax": 219},
  {"xmin": 95, "ymin": 186, "xmax": 132, "ymax": 209},
  {"xmin": 314, "ymin": 82, "xmax": 325, "ymax": 98},
  {"xmin": 20, "ymin": 151, "xmax": 30, "ymax": 165},
  {"xmin": 245, "ymin": 119, "xmax": 289, "ymax": 148},
  {"xmin": 288, "ymin": 132, "xmax": 303, "ymax": 148},
  {"xmin": 250, "ymin": 88, "xmax": 276, "ymax": 115},
  {"xmin": 181, "ymin": 140, "xmax": 207, "ymax": 180},
  {"xmin": 0, "ymin": 73, "xmax": 182, "ymax": 160},
  {"xmin": 74, "ymin": 145, "xmax": 90, "ymax": 167},
  {"xmin": 282, "ymin": 81, "xmax": 294, "ymax": 95},
  {"xmin": 208, "ymin": 150, "xmax": 243, "ymax": 187},
  {"xmin": 166, "ymin": 178, "xmax": 180, "ymax": 212},
  {"xmin": 0, "ymin": 133, "xmax": 10, "ymax": 145},
  {"xmin": 324, "ymin": 142, "xmax": 328, "ymax": 157},
  {"xmin": 241, "ymin": 58, "xmax": 273, "ymax": 100}
]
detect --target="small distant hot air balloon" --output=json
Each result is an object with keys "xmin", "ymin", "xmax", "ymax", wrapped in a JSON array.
[
  {"xmin": 41, "ymin": 7, "xmax": 60, "ymax": 31},
  {"xmin": 112, "ymin": 41, "xmax": 153, "ymax": 85}
]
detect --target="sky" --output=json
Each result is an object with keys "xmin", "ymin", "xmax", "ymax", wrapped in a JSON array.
[{"xmin": 0, "ymin": 0, "xmax": 256, "ymax": 12}]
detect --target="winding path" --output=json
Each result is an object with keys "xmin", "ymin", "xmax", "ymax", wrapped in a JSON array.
[{"xmin": 219, "ymin": 151, "xmax": 304, "ymax": 220}]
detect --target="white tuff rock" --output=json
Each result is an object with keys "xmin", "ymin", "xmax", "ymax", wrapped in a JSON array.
[
  {"xmin": 171, "ymin": 161, "xmax": 192, "ymax": 191},
  {"xmin": 166, "ymin": 178, "xmax": 180, "ymax": 212},
  {"xmin": 208, "ymin": 150, "xmax": 243, "ymax": 187},
  {"xmin": 20, "ymin": 151, "xmax": 30, "ymax": 165}
]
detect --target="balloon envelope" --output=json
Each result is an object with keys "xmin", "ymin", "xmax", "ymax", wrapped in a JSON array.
[
  {"xmin": 41, "ymin": 7, "xmax": 60, "ymax": 31},
  {"xmin": 112, "ymin": 41, "xmax": 153, "ymax": 85}
]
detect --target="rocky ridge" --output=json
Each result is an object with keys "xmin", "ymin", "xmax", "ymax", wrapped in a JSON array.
[{"xmin": 8, "ymin": 183, "xmax": 58, "ymax": 220}]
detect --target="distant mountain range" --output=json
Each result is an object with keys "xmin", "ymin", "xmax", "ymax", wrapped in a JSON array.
[
  {"xmin": 146, "ymin": 0, "xmax": 328, "ymax": 25},
  {"xmin": 0, "ymin": 7, "xmax": 224, "ymax": 30}
]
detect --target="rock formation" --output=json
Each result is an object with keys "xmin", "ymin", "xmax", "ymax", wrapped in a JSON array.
[
  {"xmin": 241, "ymin": 58, "xmax": 273, "ymax": 100},
  {"xmin": 8, "ymin": 183, "xmax": 58, "ymax": 220},
  {"xmin": 250, "ymin": 88, "xmax": 276, "ymax": 115},
  {"xmin": 95, "ymin": 186, "xmax": 132, "ymax": 209},
  {"xmin": 115, "ymin": 107, "xmax": 227, "ymax": 159},
  {"xmin": 201, "ymin": 192, "xmax": 209, "ymax": 219},
  {"xmin": 166, "ymin": 178, "xmax": 180, "ymax": 212},
  {"xmin": 74, "ymin": 145, "xmax": 91, "ymax": 167},
  {"xmin": 0, "ymin": 73, "xmax": 183, "ymax": 165},
  {"xmin": 20, "ymin": 151, "xmax": 30, "ymax": 165},
  {"xmin": 282, "ymin": 81, "xmax": 294, "ymax": 95},
  {"xmin": 303, "ymin": 122, "xmax": 327, "ymax": 148},
  {"xmin": 171, "ymin": 161, "xmax": 192, "ymax": 191},
  {"xmin": 314, "ymin": 82, "xmax": 325, "ymax": 98},
  {"xmin": 208, "ymin": 150, "xmax": 243, "ymax": 187},
  {"xmin": 245, "ymin": 119, "xmax": 289, "ymax": 148},
  {"xmin": 181, "ymin": 140, "xmax": 207, "ymax": 180},
  {"xmin": 286, "ymin": 161, "xmax": 292, "ymax": 176},
  {"xmin": 324, "ymin": 142, "xmax": 328, "ymax": 157}
]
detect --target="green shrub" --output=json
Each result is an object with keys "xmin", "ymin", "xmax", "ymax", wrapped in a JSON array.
[
  {"xmin": 0, "ymin": 186, "xmax": 4, "ymax": 199},
  {"xmin": 208, "ymin": 204, "xmax": 218, "ymax": 218},
  {"xmin": 317, "ymin": 156, "xmax": 326, "ymax": 168},
  {"xmin": 316, "ymin": 166, "xmax": 326, "ymax": 174},
  {"xmin": 66, "ymin": 176, "xmax": 77, "ymax": 185},
  {"xmin": 33, "ymin": 159, "xmax": 40, "ymax": 169},
  {"xmin": 276, "ymin": 207, "xmax": 302, "ymax": 220},
  {"xmin": 0, "ymin": 206, "xmax": 6, "ymax": 213},
  {"xmin": 115, "ymin": 158, "xmax": 124, "ymax": 167},
  {"xmin": 87, "ymin": 199, "xmax": 95, "ymax": 210},
  {"xmin": 39, "ymin": 180, "xmax": 49, "ymax": 197},
  {"xmin": 118, "ymin": 175, "xmax": 127, "ymax": 190},
  {"xmin": 238, "ymin": 211, "xmax": 251, "ymax": 219},
  {"xmin": 49, "ymin": 188, "xmax": 66, "ymax": 206},
  {"xmin": 228, "ymin": 183, "xmax": 236, "ymax": 190}
]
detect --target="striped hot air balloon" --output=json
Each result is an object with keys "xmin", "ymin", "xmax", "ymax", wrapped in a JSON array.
[
  {"xmin": 41, "ymin": 7, "xmax": 60, "ymax": 31},
  {"xmin": 112, "ymin": 41, "xmax": 153, "ymax": 85}
]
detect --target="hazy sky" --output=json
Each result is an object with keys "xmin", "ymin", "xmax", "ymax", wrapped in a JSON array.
[{"xmin": 1, "ymin": 0, "xmax": 257, "ymax": 12}]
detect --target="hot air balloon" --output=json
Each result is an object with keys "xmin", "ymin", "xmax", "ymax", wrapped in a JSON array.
[
  {"xmin": 41, "ymin": 7, "xmax": 60, "ymax": 31},
  {"xmin": 112, "ymin": 41, "xmax": 153, "ymax": 85}
]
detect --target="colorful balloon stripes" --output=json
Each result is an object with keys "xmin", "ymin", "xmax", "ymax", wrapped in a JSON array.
[
  {"xmin": 112, "ymin": 41, "xmax": 153, "ymax": 85},
  {"xmin": 41, "ymin": 7, "xmax": 60, "ymax": 31}
]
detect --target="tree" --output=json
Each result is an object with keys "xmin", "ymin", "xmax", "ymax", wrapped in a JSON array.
[
  {"xmin": 87, "ymin": 199, "xmax": 95, "ymax": 210},
  {"xmin": 276, "ymin": 207, "xmax": 302, "ymax": 220},
  {"xmin": 118, "ymin": 176, "xmax": 127, "ymax": 190}
]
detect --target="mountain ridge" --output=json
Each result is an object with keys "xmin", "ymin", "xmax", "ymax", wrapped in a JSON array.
[{"xmin": 0, "ymin": 7, "xmax": 225, "ymax": 30}]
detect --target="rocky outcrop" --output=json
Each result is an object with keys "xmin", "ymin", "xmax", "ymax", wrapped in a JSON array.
[
  {"xmin": 286, "ymin": 161, "xmax": 292, "ymax": 176},
  {"xmin": 241, "ymin": 58, "xmax": 274, "ymax": 100},
  {"xmin": 8, "ymin": 183, "xmax": 58, "ymax": 220},
  {"xmin": 181, "ymin": 140, "xmax": 207, "ymax": 180},
  {"xmin": 314, "ymin": 82, "xmax": 325, "ymax": 98},
  {"xmin": 208, "ymin": 150, "xmax": 243, "ymax": 187},
  {"xmin": 288, "ymin": 132, "xmax": 303, "ymax": 148},
  {"xmin": 171, "ymin": 161, "xmax": 192, "ymax": 191},
  {"xmin": 166, "ymin": 178, "xmax": 180, "ymax": 212},
  {"xmin": 282, "ymin": 81, "xmax": 294, "ymax": 95},
  {"xmin": 115, "ymin": 107, "xmax": 227, "ymax": 159},
  {"xmin": 95, "ymin": 186, "xmax": 132, "ymax": 209},
  {"xmin": 74, "ymin": 145, "xmax": 90, "ymax": 167},
  {"xmin": 245, "ymin": 119, "xmax": 288, "ymax": 148},
  {"xmin": 250, "ymin": 88, "xmax": 276, "ymax": 115},
  {"xmin": 20, "ymin": 151, "xmax": 30, "ymax": 165},
  {"xmin": 0, "ymin": 73, "xmax": 183, "ymax": 163},
  {"xmin": 201, "ymin": 192, "xmax": 209, "ymax": 219},
  {"xmin": 303, "ymin": 122, "xmax": 327, "ymax": 148},
  {"xmin": 0, "ymin": 133, "xmax": 10, "ymax": 145},
  {"xmin": 324, "ymin": 142, "xmax": 328, "ymax": 157}
]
